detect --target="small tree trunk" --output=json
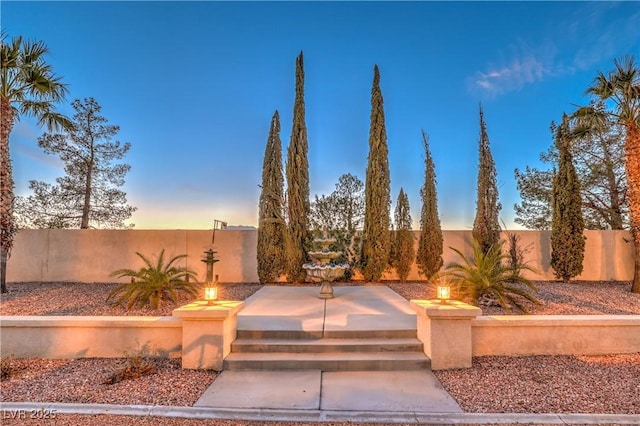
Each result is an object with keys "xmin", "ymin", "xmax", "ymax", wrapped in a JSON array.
[
  {"xmin": 625, "ymin": 127, "xmax": 640, "ymax": 293},
  {"xmin": 0, "ymin": 248, "xmax": 7, "ymax": 293},
  {"xmin": 1, "ymin": 96, "xmax": 16, "ymax": 293},
  {"xmin": 632, "ymin": 236, "xmax": 640, "ymax": 293}
]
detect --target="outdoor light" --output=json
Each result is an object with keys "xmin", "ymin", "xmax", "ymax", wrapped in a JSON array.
[
  {"xmin": 204, "ymin": 275, "xmax": 219, "ymax": 305},
  {"xmin": 204, "ymin": 286, "xmax": 218, "ymax": 305},
  {"xmin": 437, "ymin": 283, "xmax": 451, "ymax": 304},
  {"xmin": 436, "ymin": 277, "xmax": 451, "ymax": 303}
]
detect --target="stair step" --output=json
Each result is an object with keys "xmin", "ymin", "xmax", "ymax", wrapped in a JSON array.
[
  {"xmin": 223, "ymin": 351, "xmax": 430, "ymax": 371},
  {"xmin": 236, "ymin": 329, "xmax": 417, "ymax": 339},
  {"xmin": 231, "ymin": 337, "xmax": 423, "ymax": 353}
]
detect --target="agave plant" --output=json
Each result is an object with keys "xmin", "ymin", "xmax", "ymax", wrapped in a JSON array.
[
  {"xmin": 446, "ymin": 238, "xmax": 539, "ymax": 313},
  {"xmin": 108, "ymin": 249, "xmax": 199, "ymax": 310}
]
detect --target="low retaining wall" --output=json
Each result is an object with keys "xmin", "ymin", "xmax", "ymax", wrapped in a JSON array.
[
  {"xmin": 2, "ymin": 313, "xmax": 638, "ymax": 364},
  {"xmin": 472, "ymin": 315, "xmax": 640, "ymax": 356},
  {"xmin": 0, "ymin": 316, "xmax": 183, "ymax": 359}
]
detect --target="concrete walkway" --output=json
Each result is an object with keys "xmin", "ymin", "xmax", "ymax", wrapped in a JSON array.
[{"xmin": 236, "ymin": 285, "xmax": 417, "ymax": 337}]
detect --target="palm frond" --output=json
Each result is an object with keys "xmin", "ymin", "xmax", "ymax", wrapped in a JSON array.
[
  {"xmin": 445, "ymin": 237, "xmax": 539, "ymax": 313},
  {"xmin": 107, "ymin": 249, "xmax": 200, "ymax": 310}
]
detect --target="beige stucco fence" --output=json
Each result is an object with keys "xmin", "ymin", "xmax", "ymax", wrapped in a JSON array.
[{"xmin": 6, "ymin": 229, "xmax": 634, "ymax": 283}]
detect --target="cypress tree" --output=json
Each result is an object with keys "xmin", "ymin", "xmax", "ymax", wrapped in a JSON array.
[
  {"xmin": 391, "ymin": 188, "xmax": 414, "ymax": 282},
  {"xmin": 551, "ymin": 117, "xmax": 585, "ymax": 282},
  {"xmin": 361, "ymin": 65, "xmax": 391, "ymax": 281},
  {"xmin": 416, "ymin": 130, "xmax": 443, "ymax": 279},
  {"xmin": 257, "ymin": 110, "xmax": 286, "ymax": 284},
  {"xmin": 285, "ymin": 51, "xmax": 311, "ymax": 282},
  {"xmin": 472, "ymin": 104, "xmax": 502, "ymax": 254}
]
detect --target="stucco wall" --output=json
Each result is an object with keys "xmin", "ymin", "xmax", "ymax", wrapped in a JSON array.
[
  {"xmin": 6, "ymin": 229, "xmax": 634, "ymax": 283},
  {"xmin": 472, "ymin": 315, "xmax": 640, "ymax": 356},
  {"xmin": 2, "ymin": 314, "xmax": 638, "ymax": 360},
  {"xmin": 0, "ymin": 316, "xmax": 182, "ymax": 359}
]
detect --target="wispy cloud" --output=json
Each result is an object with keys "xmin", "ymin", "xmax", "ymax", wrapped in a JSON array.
[
  {"xmin": 469, "ymin": 3, "xmax": 639, "ymax": 98},
  {"xmin": 469, "ymin": 40, "xmax": 562, "ymax": 97}
]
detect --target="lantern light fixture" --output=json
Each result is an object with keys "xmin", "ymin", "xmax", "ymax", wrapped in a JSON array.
[{"xmin": 204, "ymin": 274, "xmax": 219, "ymax": 305}]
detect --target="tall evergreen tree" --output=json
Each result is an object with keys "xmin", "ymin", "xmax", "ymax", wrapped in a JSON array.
[
  {"xmin": 361, "ymin": 65, "xmax": 391, "ymax": 281},
  {"xmin": 416, "ymin": 130, "xmax": 443, "ymax": 279},
  {"xmin": 472, "ymin": 104, "xmax": 501, "ymax": 254},
  {"xmin": 551, "ymin": 117, "xmax": 585, "ymax": 282},
  {"xmin": 285, "ymin": 51, "xmax": 310, "ymax": 282},
  {"xmin": 15, "ymin": 98, "xmax": 135, "ymax": 229},
  {"xmin": 391, "ymin": 188, "xmax": 414, "ymax": 282},
  {"xmin": 257, "ymin": 110, "xmax": 286, "ymax": 283},
  {"xmin": 576, "ymin": 55, "xmax": 640, "ymax": 293}
]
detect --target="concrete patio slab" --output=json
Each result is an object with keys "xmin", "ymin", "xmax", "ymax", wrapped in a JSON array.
[
  {"xmin": 194, "ymin": 370, "xmax": 321, "ymax": 409},
  {"xmin": 237, "ymin": 287, "xmax": 325, "ymax": 335},
  {"xmin": 320, "ymin": 370, "xmax": 462, "ymax": 412},
  {"xmin": 324, "ymin": 286, "xmax": 417, "ymax": 336}
]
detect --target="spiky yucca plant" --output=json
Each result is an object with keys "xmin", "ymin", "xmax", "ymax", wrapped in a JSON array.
[
  {"xmin": 108, "ymin": 249, "xmax": 199, "ymax": 310},
  {"xmin": 446, "ymin": 238, "xmax": 539, "ymax": 313}
]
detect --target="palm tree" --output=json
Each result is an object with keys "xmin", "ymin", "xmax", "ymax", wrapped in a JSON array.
[
  {"xmin": 575, "ymin": 56, "xmax": 640, "ymax": 293},
  {"xmin": 108, "ymin": 249, "xmax": 200, "ymax": 310},
  {"xmin": 446, "ymin": 238, "xmax": 539, "ymax": 313},
  {"xmin": 0, "ymin": 33, "xmax": 70, "ymax": 293}
]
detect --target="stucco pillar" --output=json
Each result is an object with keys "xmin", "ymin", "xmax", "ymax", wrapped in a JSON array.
[
  {"xmin": 410, "ymin": 300, "xmax": 481, "ymax": 370},
  {"xmin": 173, "ymin": 301, "xmax": 243, "ymax": 370}
]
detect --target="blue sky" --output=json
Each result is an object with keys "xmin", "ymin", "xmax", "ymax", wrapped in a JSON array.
[{"xmin": 4, "ymin": 1, "xmax": 639, "ymax": 229}]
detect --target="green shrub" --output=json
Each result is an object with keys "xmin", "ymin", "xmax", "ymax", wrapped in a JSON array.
[
  {"xmin": 108, "ymin": 249, "xmax": 199, "ymax": 310},
  {"xmin": 446, "ymin": 238, "xmax": 539, "ymax": 313}
]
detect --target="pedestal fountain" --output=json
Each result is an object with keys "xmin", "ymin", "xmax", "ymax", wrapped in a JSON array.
[{"xmin": 303, "ymin": 235, "xmax": 349, "ymax": 299}]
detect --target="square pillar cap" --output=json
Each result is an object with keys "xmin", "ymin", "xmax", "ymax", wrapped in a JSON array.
[{"xmin": 410, "ymin": 299, "xmax": 482, "ymax": 319}]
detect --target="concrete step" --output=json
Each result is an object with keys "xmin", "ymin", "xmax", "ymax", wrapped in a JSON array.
[
  {"xmin": 231, "ymin": 337, "xmax": 424, "ymax": 354},
  {"xmin": 223, "ymin": 351, "xmax": 430, "ymax": 371},
  {"xmin": 236, "ymin": 328, "xmax": 417, "ymax": 340}
]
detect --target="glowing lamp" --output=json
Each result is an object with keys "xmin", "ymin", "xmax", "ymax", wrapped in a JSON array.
[
  {"xmin": 204, "ymin": 286, "xmax": 218, "ymax": 305},
  {"xmin": 204, "ymin": 274, "xmax": 220, "ymax": 305},
  {"xmin": 437, "ymin": 285, "xmax": 451, "ymax": 304}
]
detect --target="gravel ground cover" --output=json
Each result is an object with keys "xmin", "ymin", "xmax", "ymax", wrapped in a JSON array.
[{"xmin": 1, "ymin": 280, "xmax": 639, "ymax": 425}]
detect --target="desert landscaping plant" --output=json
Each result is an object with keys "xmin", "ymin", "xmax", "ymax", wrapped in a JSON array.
[
  {"xmin": 416, "ymin": 130, "xmax": 443, "ymax": 279},
  {"xmin": 107, "ymin": 249, "xmax": 199, "ymax": 310},
  {"xmin": 1, "ymin": 33, "xmax": 71, "ymax": 293},
  {"xmin": 472, "ymin": 104, "xmax": 502, "ymax": 255},
  {"xmin": 446, "ymin": 238, "xmax": 539, "ymax": 313},
  {"xmin": 257, "ymin": 110, "xmax": 286, "ymax": 284},
  {"xmin": 551, "ymin": 118, "xmax": 586, "ymax": 282},
  {"xmin": 285, "ymin": 51, "xmax": 311, "ymax": 283},
  {"xmin": 391, "ymin": 188, "xmax": 414, "ymax": 282},
  {"xmin": 103, "ymin": 349, "xmax": 156, "ymax": 385},
  {"xmin": 574, "ymin": 55, "xmax": 640, "ymax": 293},
  {"xmin": 15, "ymin": 97, "xmax": 136, "ymax": 229},
  {"xmin": 361, "ymin": 65, "xmax": 391, "ymax": 281}
]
